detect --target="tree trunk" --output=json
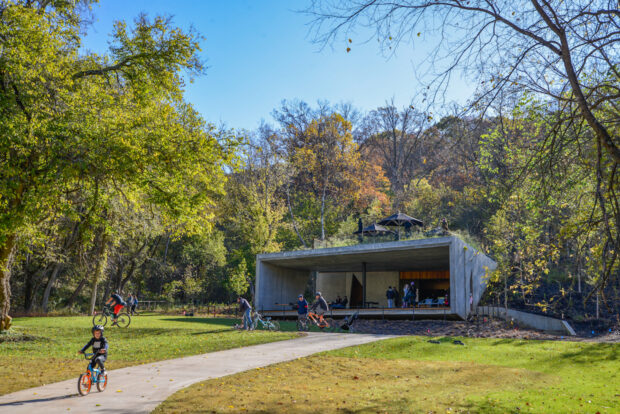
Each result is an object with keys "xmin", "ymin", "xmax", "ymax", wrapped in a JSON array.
[
  {"xmin": 89, "ymin": 233, "xmax": 109, "ymax": 316},
  {"xmin": 163, "ymin": 233, "xmax": 170, "ymax": 264},
  {"xmin": 0, "ymin": 234, "xmax": 17, "ymax": 331},
  {"xmin": 41, "ymin": 263, "xmax": 63, "ymax": 313},
  {"xmin": 120, "ymin": 259, "xmax": 137, "ymax": 292},
  {"xmin": 285, "ymin": 187, "xmax": 307, "ymax": 247},
  {"xmin": 114, "ymin": 259, "xmax": 126, "ymax": 293},
  {"xmin": 65, "ymin": 277, "xmax": 88, "ymax": 308},
  {"xmin": 504, "ymin": 270, "xmax": 508, "ymax": 320},
  {"xmin": 24, "ymin": 266, "xmax": 45, "ymax": 312},
  {"xmin": 89, "ymin": 278, "xmax": 99, "ymax": 317},
  {"xmin": 119, "ymin": 240, "xmax": 147, "ymax": 292},
  {"xmin": 320, "ymin": 185, "xmax": 327, "ymax": 241}
]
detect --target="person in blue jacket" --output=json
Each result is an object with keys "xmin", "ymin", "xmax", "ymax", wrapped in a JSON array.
[{"xmin": 297, "ymin": 294, "xmax": 308, "ymax": 319}]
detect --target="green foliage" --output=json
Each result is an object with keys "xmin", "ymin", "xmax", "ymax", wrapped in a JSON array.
[{"xmin": 226, "ymin": 258, "xmax": 250, "ymax": 297}]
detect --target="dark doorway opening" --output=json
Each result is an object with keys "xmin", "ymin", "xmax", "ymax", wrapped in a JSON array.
[{"xmin": 350, "ymin": 274, "xmax": 363, "ymax": 308}]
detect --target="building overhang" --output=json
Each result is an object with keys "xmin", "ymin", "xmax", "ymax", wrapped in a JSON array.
[{"xmin": 257, "ymin": 237, "xmax": 454, "ymax": 272}]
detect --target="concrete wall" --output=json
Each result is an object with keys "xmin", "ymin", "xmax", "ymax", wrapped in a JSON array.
[
  {"xmin": 449, "ymin": 238, "xmax": 497, "ymax": 319},
  {"xmin": 477, "ymin": 306, "xmax": 576, "ymax": 335},
  {"xmin": 255, "ymin": 261, "xmax": 309, "ymax": 311},
  {"xmin": 317, "ymin": 271, "xmax": 399, "ymax": 308},
  {"xmin": 316, "ymin": 272, "xmax": 347, "ymax": 302},
  {"xmin": 366, "ymin": 271, "xmax": 400, "ymax": 307}
]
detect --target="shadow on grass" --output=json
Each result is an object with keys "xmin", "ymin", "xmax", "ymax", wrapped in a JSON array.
[
  {"xmin": 191, "ymin": 329, "xmax": 234, "ymax": 335},
  {"xmin": 551, "ymin": 342, "xmax": 618, "ymax": 364},
  {"xmin": 164, "ymin": 318, "xmax": 237, "ymax": 327}
]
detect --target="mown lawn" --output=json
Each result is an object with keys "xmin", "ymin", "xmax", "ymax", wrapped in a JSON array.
[
  {"xmin": 0, "ymin": 313, "xmax": 297, "ymax": 395},
  {"xmin": 154, "ymin": 335, "xmax": 619, "ymax": 414}
]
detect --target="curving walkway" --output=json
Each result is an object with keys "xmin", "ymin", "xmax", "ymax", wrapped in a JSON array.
[{"xmin": 0, "ymin": 333, "xmax": 396, "ymax": 414}]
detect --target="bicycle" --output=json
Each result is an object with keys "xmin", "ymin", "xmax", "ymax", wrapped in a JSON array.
[
  {"xmin": 77, "ymin": 353, "xmax": 108, "ymax": 396},
  {"xmin": 92, "ymin": 304, "xmax": 131, "ymax": 328},
  {"xmin": 252, "ymin": 312, "xmax": 280, "ymax": 331},
  {"xmin": 307, "ymin": 311, "xmax": 335, "ymax": 331}
]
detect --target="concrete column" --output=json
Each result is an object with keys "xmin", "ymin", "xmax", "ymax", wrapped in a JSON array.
[{"xmin": 362, "ymin": 262, "xmax": 367, "ymax": 308}]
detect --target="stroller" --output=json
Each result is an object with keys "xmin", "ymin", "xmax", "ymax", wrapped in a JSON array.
[{"xmin": 338, "ymin": 311, "xmax": 359, "ymax": 332}]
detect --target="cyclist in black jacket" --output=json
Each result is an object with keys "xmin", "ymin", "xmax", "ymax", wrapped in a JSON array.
[{"xmin": 79, "ymin": 325, "xmax": 109, "ymax": 374}]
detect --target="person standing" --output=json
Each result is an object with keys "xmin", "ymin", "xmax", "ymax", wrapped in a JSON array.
[
  {"xmin": 130, "ymin": 294, "xmax": 139, "ymax": 315},
  {"xmin": 237, "ymin": 297, "xmax": 252, "ymax": 330},
  {"xmin": 386, "ymin": 286, "xmax": 395, "ymax": 308},
  {"xmin": 297, "ymin": 294, "xmax": 308, "ymax": 328},
  {"xmin": 402, "ymin": 284, "xmax": 410, "ymax": 308}
]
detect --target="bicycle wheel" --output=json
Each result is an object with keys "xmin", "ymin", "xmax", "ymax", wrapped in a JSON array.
[
  {"xmin": 96, "ymin": 372, "xmax": 108, "ymax": 392},
  {"xmin": 78, "ymin": 373, "xmax": 92, "ymax": 396},
  {"xmin": 92, "ymin": 313, "xmax": 108, "ymax": 327},
  {"xmin": 323, "ymin": 318, "xmax": 334, "ymax": 331},
  {"xmin": 268, "ymin": 321, "xmax": 280, "ymax": 331},
  {"xmin": 115, "ymin": 313, "xmax": 131, "ymax": 328}
]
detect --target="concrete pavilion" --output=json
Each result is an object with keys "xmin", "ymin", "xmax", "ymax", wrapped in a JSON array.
[{"xmin": 255, "ymin": 236, "xmax": 497, "ymax": 319}]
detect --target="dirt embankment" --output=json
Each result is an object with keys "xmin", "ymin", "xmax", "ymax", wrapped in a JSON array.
[{"xmin": 347, "ymin": 318, "xmax": 620, "ymax": 342}]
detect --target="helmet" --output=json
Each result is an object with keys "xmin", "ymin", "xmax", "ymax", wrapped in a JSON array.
[
  {"xmin": 315, "ymin": 292, "xmax": 322, "ymax": 297},
  {"xmin": 298, "ymin": 294, "xmax": 304, "ymax": 298},
  {"xmin": 92, "ymin": 325, "xmax": 104, "ymax": 334}
]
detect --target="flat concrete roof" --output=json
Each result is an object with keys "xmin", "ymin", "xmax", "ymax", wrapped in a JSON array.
[{"xmin": 257, "ymin": 237, "xmax": 454, "ymax": 272}]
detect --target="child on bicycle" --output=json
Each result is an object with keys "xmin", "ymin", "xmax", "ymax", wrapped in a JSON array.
[
  {"xmin": 78, "ymin": 325, "xmax": 108, "ymax": 375},
  {"xmin": 105, "ymin": 292, "xmax": 126, "ymax": 326}
]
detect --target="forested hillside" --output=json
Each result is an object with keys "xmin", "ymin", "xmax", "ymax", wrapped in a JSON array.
[{"xmin": 1, "ymin": 0, "xmax": 617, "ymax": 328}]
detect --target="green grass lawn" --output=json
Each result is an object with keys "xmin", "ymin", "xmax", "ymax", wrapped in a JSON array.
[
  {"xmin": 154, "ymin": 335, "xmax": 620, "ymax": 414},
  {"xmin": 0, "ymin": 313, "xmax": 297, "ymax": 395}
]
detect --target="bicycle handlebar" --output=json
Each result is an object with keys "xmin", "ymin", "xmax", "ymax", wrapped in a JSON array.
[{"xmin": 83, "ymin": 352, "xmax": 95, "ymax": 360}]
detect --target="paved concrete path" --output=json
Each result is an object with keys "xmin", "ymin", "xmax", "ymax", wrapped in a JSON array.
[{"xmin": 0, "ymin": 333, "xmax": 396, "ymax": 414}]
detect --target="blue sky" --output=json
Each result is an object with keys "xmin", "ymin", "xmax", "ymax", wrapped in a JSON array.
[{"xmin": 82, "ymin": 0, "xmax": 473, "ymax": 131}]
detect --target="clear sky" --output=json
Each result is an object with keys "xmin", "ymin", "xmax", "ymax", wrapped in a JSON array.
[{"xmin": 82, "ymin": 0, "xmax": 473, "ymax": 131}]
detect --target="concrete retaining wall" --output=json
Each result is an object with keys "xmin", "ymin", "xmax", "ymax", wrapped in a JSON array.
[
  {"xmin": 449, "ymin": 238, "xmax": 497, "ymax": 319},
  {"xmin": 477, "ymin": 306, "xmax": 576, "ymax": 335}
]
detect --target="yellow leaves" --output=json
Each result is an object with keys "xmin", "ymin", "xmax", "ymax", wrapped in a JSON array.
[{"xmin": 346, "ymin": 47, "xmax": 351, "ymax": 53}]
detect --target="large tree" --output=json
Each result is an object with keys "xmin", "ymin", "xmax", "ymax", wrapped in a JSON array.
[
  {"xmin": 308, "ymin": 1, "xmax": 619, "ymax": 162},
  {"xmin": 0, "ymin": 1, "xmax": 235, "ymax": 329},
  {"xmin": 288, "ymin": 113, "xmax": 362, "ymax": 241}
]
